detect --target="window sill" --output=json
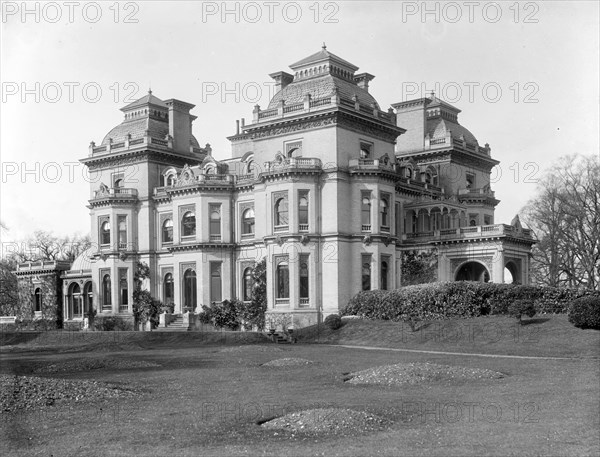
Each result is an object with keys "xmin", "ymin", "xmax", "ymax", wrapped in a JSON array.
[
  {"xmin": 181, "ymin": 236, "xmax": 196, "ymax": 243},
  {"xmin": 274, "ymin": 225, "xmax": 289, "ymax": 233}
]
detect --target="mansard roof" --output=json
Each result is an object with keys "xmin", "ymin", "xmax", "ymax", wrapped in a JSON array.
[{"xmin": 289, "ymin": 46, "xmax": 359, "ymax": 71}]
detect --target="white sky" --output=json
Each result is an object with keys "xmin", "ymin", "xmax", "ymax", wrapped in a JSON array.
[{"xmin": 1, "ymin": 1, "xmax": 599, "ymax": 251}]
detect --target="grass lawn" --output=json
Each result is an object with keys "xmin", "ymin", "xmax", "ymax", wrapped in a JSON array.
[{"xmin": 1, "ymin": 314, "xmax": 598, "ymax": 457}]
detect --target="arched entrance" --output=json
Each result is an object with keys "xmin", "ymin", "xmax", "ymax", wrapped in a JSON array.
[
  {"xmin": 504, "ymin": 261, "xmax": 519, "ymax": 284},
  {"xmin": 455, "ymin": 261, "xmax": 490, "ymax": 282}
]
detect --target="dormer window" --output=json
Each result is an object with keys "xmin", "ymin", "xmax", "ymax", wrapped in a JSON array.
[
  {"xmin": 285, "ymin": 140, "xmax": 302, "ymax": 158},
  {"xmin": 112, "ymin": 172, "xmax": 124, "ymax": 188},
  {"xmin": 466, "ymin": 173, "xmax": 475, "ymax": 189},
  {"xmin": 360, "ymin": 142, "xmax": 372, "ymax": 159}
]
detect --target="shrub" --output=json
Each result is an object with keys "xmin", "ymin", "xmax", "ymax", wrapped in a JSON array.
[
  {"xmin": 324, "ymin": 314, "xmax": 342, "ymax": 330},
  {"xmin": 508, "ymin": 299, "xmax": 536, "ymax": 324},
  {"xmin": 568, "ymin": 296, "xmax": 600, "ymax": 329},
  {"xmin": 92, "ymin": 316, "xmax": 133, "ymax": 331},
  {"xmin": 13, "ymin": 319, "xmax": 59, "ymax": 331},
  {"xmin": 199, "ymin": 300, "xmax": 241, "ymax": 330},
  {"xmin": 342, "ymin": 282, "xmax": 600, "ymax": 322}
]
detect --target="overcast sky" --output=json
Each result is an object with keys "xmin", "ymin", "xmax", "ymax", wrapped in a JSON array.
[{"xmin": 1, "ymin": 1, "xmax": 598, "ymax": 251}]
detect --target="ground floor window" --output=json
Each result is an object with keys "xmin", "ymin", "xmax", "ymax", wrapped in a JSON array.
[
  {"xmin": 163, "ymin": 273, "xmax": 174, "ymax": 305},
  {"xmin": 299, "ymin": 256, "xmax": 309, "ymax": 301},
  {"xmin": 102, "ymin": 273, "xmax": 112, "ymax": 310},
  {"xmin": 381, "ymin": 259, "xmax": 389, "ymax": 290},
  {"xmin": 362, "ymin": 255, "xmax": 371, "ymax": 291},
  {"xmin": 119, "ymin": 269, "xmax": 128, "ymax": 312},
  {"xmin": 276, "ymin": 262, "xmax": 289, "ymax": 299},
  {"xmin": 34, "ymin": 287, "xmax": 42, "ymax": 312},
  {"xmin": 243, "ymin": 267, "xmax": 253, "ymax": 302},
  {"xmin": 210, "ymin": 263, "xmax": 222, "ymax": 303},
  {"xmin": 183, "ymin": 269, "xmax": 197, "ymax": 312}
]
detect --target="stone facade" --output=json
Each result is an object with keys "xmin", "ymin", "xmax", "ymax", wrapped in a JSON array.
[{"xmin": 15, "ymin": 47, "xmax": 535, "ymax": 329}]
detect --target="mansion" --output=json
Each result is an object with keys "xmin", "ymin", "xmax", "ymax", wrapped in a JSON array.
[{"xmin": 16, "ymin": 46, "xmax": 535, "ymax": 329}]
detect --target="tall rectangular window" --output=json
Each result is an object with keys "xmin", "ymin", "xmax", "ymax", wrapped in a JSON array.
[
  {"xmin": 210, "ymin": 262, "xmax": 222, "ymax": 303},
  {"xmin": 380, "ymin": 194, "xmax": 390, "ymax": 230},
  {"xmin": 298, "ymin": 190, "xmax": 309, "ymax": 231},
  {"xmin": 117, "ymin": 215, "xmax": 127, "ymax": 249},
  {"xmin": 361, "ymin": 191, "xmax": 371, "ymax": 231},
  {"xmin": 100, "ymin": 217, "xmax": 110, "ymax": 246},
  {"xmin": 101, "ymin": 270, "xmax": 111, "ymax": 310},
  {"xmin": 118, "ymin": 268, "xmax": 128, "ymax": 312},
  {"xmin": 299, "ymin": 255, "xmax": 309, "ymax": 304},
  {"xmin": 362, "ymin": 255, "xmax": 371, "ymax": 291},
  {"xmin": 381, "ymin": 257, "xmax": 389, "ymax": 291},
  {"xmin": 209, "ymin": 204, "xmax": 221, "ymax": 241},
  {"xmin": 273, "ymin": 192, "xmax": 289, "ymax": 231},
  {"xmin": 395, "ymin": 203, "xmax": 401, "ymax": 236},
  {"xmin": 276, "ymin": 261, "xmax": 289, "ymax": 299}
]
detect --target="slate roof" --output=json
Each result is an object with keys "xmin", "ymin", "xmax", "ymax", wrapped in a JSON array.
[
  {"xmin": 101, "ymin": 117, "xmax": 200, "ymax": 148},
  {"xmin": 267, "ymin": 74, "xmax": 379, "ymax": 109},
  {"xmin": 427, "ymin": 117, "xmax": 478, "ymax": 145},
  {"xmin": 290, "ymin": 48, "xmax": 359, "ymax": 71},
  {"xmin": 121, "ymin": 92, "xmax": 168, "ymax": 110}
]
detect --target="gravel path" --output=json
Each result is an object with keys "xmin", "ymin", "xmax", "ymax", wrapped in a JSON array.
[
  {"xmin": 261, "ymin": 408, "xmax": 391, "ymax": 435},
  {"xmin": 346, "ymin": 362, "xmax": 503, "ymax": 386},
  {"xmin": 34, "ymin": 357, "xmax": 160, "ymax": 374},
  {"xmin": 261, "ymin": 358, "xmax": 313, "ymax": 367},
  {"xmin": 221, "ymin": 345, "xmax": 285, "ymax": 353},
  {"xmin": 0, "ymin": 374, "xmax": 141, "ymax": 413}
]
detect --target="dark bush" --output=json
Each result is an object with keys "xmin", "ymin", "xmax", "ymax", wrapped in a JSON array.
[
  {"xmin": 92, "ymin": 316, "xmax": 133, "ymax": 331},
  {"xmin": 13, "ymin": 319, "xmax": 59, "ymax": 331},
  {"xmin": 342, "ymin": 282, "xmax": 600, "ymax": 322},
  {"xmin": 568, "ymin": 296, "xmax": 600, "ymax": 329},
  {"xmin": 324, "ymin": 314, "xmax": 342, "ymax": 330},
  {"xmin": 508, "ymin": 299, "xmax": 536, "ymax": 324}
]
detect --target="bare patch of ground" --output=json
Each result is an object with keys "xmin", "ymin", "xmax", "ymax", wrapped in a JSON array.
[
  {"xmin": 220, "ymin": 345, "xmax": 285, "ymax": 353},
  {"xmin": 261, "ymin": 357, "xmax": 313, "ymax": 367},
  {"xmin": 345, "ymin": 362, "xmax": 504, "ymax": 386},
  {"xmin": 0, "ymin": 374, "xmax": 141, "ymax": 412},
  {"xmin": 260, "ymin": 408, "xmax": 391, "ymax": 435}
]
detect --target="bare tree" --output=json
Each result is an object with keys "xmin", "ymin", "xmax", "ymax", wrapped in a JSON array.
[{"xmin": 522, "ymin": 155, "xmax": 600, "ymax": 290}]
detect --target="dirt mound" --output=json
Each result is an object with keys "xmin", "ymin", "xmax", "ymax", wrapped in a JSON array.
[
  {"xmin": 1, "ymin": 374, "xmax": 141, "ymax": 413},
  {"xmin": 34, "ymin": 357, "xmax": 160, "ymax": 374},
  {"xmin": 346, "ymin": 362, "xmax": 503, "ymax": 386},
  {"xmin": 261, "ymin": 408, "xmax": 391, "ymax": 435},
  {"xmin": 262, "ymin": 358, "xmax": 313, "ymax": 367}
]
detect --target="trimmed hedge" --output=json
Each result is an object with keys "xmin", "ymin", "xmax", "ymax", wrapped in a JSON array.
[
  {"xmin": 568, "ymin": 296, "xmax": 600, "ymax": 329},
  {"xmin": 342, "ymin": 282, "xmax": 600, "ymax": 322}
]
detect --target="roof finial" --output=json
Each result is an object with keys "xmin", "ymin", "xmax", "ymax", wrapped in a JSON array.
[
  {"xmin": 429, "ymin": 90, "xmax": 435, "ymax": 99},
  {"xmin": 148, "ymin": 83, "xmax": 152, "ymax": 95},
  {"xmin": 322, "ymin": 42, "xmax": 327, "ymax": 50}
]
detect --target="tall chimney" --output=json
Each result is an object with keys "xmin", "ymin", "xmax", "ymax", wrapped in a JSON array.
[
  {"xmin": 164, "ymin": 99, "xmax": 195, "ymax": 154},
  {"xmin": 269, "ymin": 71, "xmax": 294, "ymax": 93}
]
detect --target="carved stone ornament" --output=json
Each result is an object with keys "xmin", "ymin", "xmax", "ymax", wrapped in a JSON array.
[
  {"xmin": 97, "ymin": 182, "xmax": 110, "ymax": 196},
  {"xmin": 363, "ymin": 235, "xmax": 372, "ymax": 245},
  {"xmin": 119, "ymin": 252, "xmax": 128, "ymax": 261},
  {"xmin": 383, "ymin": 236, "xmax": 391, "ymax": 247},
  {"xmin": 275, "ymin": 236, "xmax": 284, "ymax": 246},
  {"xmin": 100, "ymin": 253, "xmax": 108, "ymax": 262},
  {"xmin": 176, "ymin": 164, "xmax": 196, "ymax": 187},
  {"xmin": 300, "ymin": 235, "xmax": 310, "ymax": 245}
]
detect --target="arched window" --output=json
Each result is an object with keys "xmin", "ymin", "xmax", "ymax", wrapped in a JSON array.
[
  {"xmin": 118, "ymin": 216, "xmax": 127, "ymax": 248},
  {"xmin": 276, "ymin": 263, "xmax": 289, "ymax": 299},
  {"xmin": 102, "ymin": 274, "xmax": 111, "ymax": 310},
  {"xmin": 114, "ymin": 178, "xmax": 123, "ymax": 188},
  {"xmin": 183, "ymin": 269, "xmax": 196, "ymax": 311},
  {"xmin": 83, "ymin": 282, "xmax": 93, "ymax": 316},
  {"xmin": 243, "ymin": 267, "xmax": 253, "ymax": 302},
  {"xmin": 380, "ymin": 198, "xmax": 389, "ymax": 228},
  {"xmin": 209, "ymin": 205, "xmax": 221, "ymax": 240},
  {"xmin": 242, "ymin": 208, "xmax": 255, "ymax": 235},
  {"xmin": 361, "ymin": 193, "xmax": 372, "ymax": 228},
  {"xmin": 405, "ymin": 167, "xmax": 413, "ymax": 179},
  {"xmin": 362, "ymin": 259, "xmax": 371, "ymax": 291},
  {"xmin": 182, "ymin": 211, "xmax": 196, "ymax": 237},
  {"xmin": 425, "ymin": 172, "xmax": 432, "ymax": 184},
  {"xmin": 246, "ymin": 160, "xmax": 255, "ymax": 174},
  {"xmin": 163, "ymin": 273, "xmax": 174, "ymax": 305},
  {"xmin": 34, "ymin": 288, "xmax": 42, "ymax": 312},
  {"xmin": 100, "ymin": 221, "xmax": 111, "ymax": 245},
  {"xmin": 275, "ymin": 197, "xmax": 288, "ymax": 227},
  {"xmin": 166, "ymin": 174, "xmax": 175, "ymax": 186},
  {"xmin": 70, "ymin": 283, "xmax": 82, "ymax": 318},
  {"xmin": 381, "ymin": 261, "xmax": 389, "ymax": 290},
  {"xmin": 298, "ymin": 191, "xmax": 309, "ymax": 229},
  {"xmin": 162, "ymin": 219, "xmax": 173, "ymax": 243}
]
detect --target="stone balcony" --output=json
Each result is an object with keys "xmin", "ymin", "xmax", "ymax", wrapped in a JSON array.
[
  {"xmin": 403, "ymin": 224, "xmax": 534, "ymax": 243},
  {"xmin": 425, "ymin": 134, "xmax": 491, "ymax": 156},
  {"xmin": 15, "ymin": 260, "xmax": 72, "ymax": 274},
  {"xmin": 458, "ymin": 187, "xmax": 496, "ymax": 198},
  {"xmin": 90, "ymin": 187, "xmax": 138, "ymax": 205},
  {"xmin": 263, "ymin": 157, "xmax": 322, "ymax": 172}
]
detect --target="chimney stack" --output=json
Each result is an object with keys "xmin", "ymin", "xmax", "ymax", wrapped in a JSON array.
[
  {"xmin": 164, "ymin": 99, "xmax": 196, "ymax": 154},
  {"xmin": 269, "ymin": 71, "xmax": 294, "ymax": 93}
]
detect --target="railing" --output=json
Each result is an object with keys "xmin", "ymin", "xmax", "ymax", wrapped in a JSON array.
[
  {"xmin": 209, "ymin": 234, "xmax": 221, "ymax": 242},
  {"xmin": 118, "ymin": 242, "xmax": 128, "ymax": 249},
  {"xmin": 258, "ymin": 108, "xmax": 278, "ymax": 119},
  {"xmin": 361, "ymin": 224, "xmax": 371, "ymax": 232},
  {"xmin": 237, "ymin": 174, "xmax": 255, "ymax": 182},
  {"xmin": 458, "ymin": 188, "xmax": 496, "ymax": 198},
  {"xmin": 92, "ymin": 187, "xmax": 138, "ymax": 199},
  {"xmin": 241, "ymin": 233, "xmax": 254, "ymax": 240},
  {"xmin": 380, "ymin": 226, "xmax": 390, "ymax": 233},
  {"xmin": 283, "ymin": 103, "xmax": 303, "ymax": 113},
  {"xmin": 299, "ymin": 224, "xmax": 309, "ymax": 232},
  {"xmin": 274, "ymin": 225, "xmax": 288, "ymax": 233},
  {"xmin": 275, "ymin": 298, "xmax": 289, "ymax": 305},
  {"xmin": 299, "ymin": 298, "xmax": 309, "ymax": 306},
  {"xmin": 310, "ymin": 97, "xmax": 331, "ymax": 108},
  {"xmin": 403, "ymin": 224, "xmax": 535, "ymax": 242},
  {"xmin": 264, "ymin": 157, "xmax": 322, "ymax": 172},
  {"xmin": 119, "ymin": 305, "xmax": 129, "ymax": 313},
  {"xmin": 349, "ymin": 158, "xmax": 395, "ymax": 170},
  {"xmin": 198, "ymin": 174, "xmax": 234, "ymax": 183}
]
